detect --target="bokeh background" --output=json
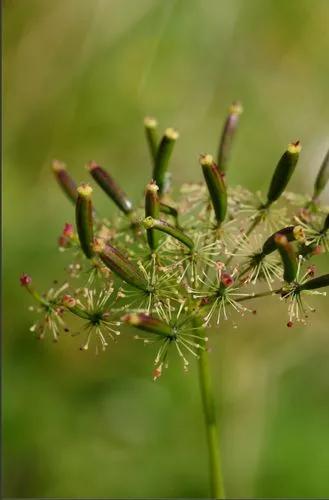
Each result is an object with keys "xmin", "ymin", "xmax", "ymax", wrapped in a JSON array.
[{"xmin": 3, "ymin": 0, "xmax": 329, "ymax": 497}]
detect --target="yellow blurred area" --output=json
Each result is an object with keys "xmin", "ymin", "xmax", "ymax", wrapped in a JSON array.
[{"xmin": 3, "ymin": 0, "xmax": 329, "ymax": 497}]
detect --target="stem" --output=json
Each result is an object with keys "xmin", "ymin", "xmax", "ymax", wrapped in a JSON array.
[
  {"xmin": 195, "ymin": 318, "xmax": 225, "ymax": 498},
  {"xmin": 235, "ymin": 288, "xmax": 281, "ymax": 302},
  {"xmin": 225, "ymin": 212, "xmax": 262, "ymax": 266}
]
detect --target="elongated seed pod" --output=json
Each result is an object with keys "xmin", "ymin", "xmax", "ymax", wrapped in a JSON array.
[
  {"xmin": 52, "ymin": 160, "xmax": 78, "ymax": 203},
  {"xmin": 76, "ymin": 184, "xmax": 94, "ymax": 258},
  {"xmin": 297, "ymin": 273, "xmax": 329, "ymax": 291},
  {"xmin": 94, "ymin": 239, "xmax": 148, "ymax": 291},
  {"xmin": 313, "ymin": 149, "xmax": 329, "ymax": 200},
  {"xmin": 153, "ymin": 128, "xmax": 179, "ymax": 195},
  {"xmin": 87, "ymin": 161, "xmax": 133, "ymax": 214},
  {"xmin": 144, "ymin": 117, "xmax": 158, "ymax": 164},
  {"xmin": 266, "ymin": 142, "xmax": 301, "ymax": 206},
  {"xmin": 123, "ymin": 313, "xmax": 172, "ymax": 338},
  {"xmin": 217, "ymin": 102, "xmax": 243, "ymax": 172},
  {"xmin": 159, "ymin": 202, "xmax": 178, "ymax": 218},
  {"xmin": 262, "ymin": 225, "xmax": 305, "ymax": 255},
  {"xmin": 200, "ymin": 154, "xmax": 227, "ymax": 225},
  {"xmin": 274, "ymin": 234, "xmax": 297, "ymax": 283},
  {"xmin": 145, "ymin": 181, "xmax": 160, "ymax": 251},
  {"xmin": 143, "ymin": 217, "xmax": 194, "ymax": 250}
]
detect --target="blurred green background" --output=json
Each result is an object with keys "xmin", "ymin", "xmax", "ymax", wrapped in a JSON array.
[{"xmin": 3, "ymin": 0, "xmax": 329, "ymax": 497}]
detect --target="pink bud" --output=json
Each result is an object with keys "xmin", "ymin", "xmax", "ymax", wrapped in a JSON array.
[
  {"xmin": 62, "ymin": 295, "xmax": 77, "ymax": 308},
  {"xmin": 221, "ymin": 271, "xmax": 234, "ymax": 287},
  {"xmin": 307, "ymin": 265, "xmax": 316, "ymax": 277},
  {"xmin": 63, "ymin": 223, "xmax": 74, "ymax": 237},
  {"xmin": 20, "ymin": 273, "xmax": 32, "ymax": 287}
]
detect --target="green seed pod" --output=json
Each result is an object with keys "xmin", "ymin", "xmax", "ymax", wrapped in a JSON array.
[
  {"xmin": 94, "ymin": 239, "xmax": 148, "ymax": 291},
  {"xmin": 274, "ymin": 233, "xmax": 297, "ymax": 283},
  {"xmin": 266, "ymin": 142, "xmax": 301, "ymax": 206},
  {"xmin": 52, "ymin": 160, "xmax": 78, "ymax": 204},
  {"xmin": 313, "ymin": 149, "xmax": 329, "ymax": 200},
  {"xmin": 200, "ymin": 154, "xmax": 227, "ymax": 225},
  {"xmin": 159, "ymin": 202, "xmax": 178, "ymax": 218},
  {"xmin": 262, "ymin": 225, "xmax": 305, "ymax": 255},
  {"xmin": 217, "ymin": 101, "xmax": 243, "ymax": 172},
  {"xmin": 87, "ymin": 161, "xmax": 133, "ymax": 215},
  {"xmin": 297, "ymin": 273, "xmax": 329, "ymax": 291},
  {"xmin": 143, "ymin": 217, "xmax": 194, "ymax": 251},
  {"xmin": 145, "ymin": 181, "xmax": 160, "ymax": 251},
  {"xmin": 153, "ymin": 128, "xmax": 179, "ymax": 195},
  {"xmin": 144, "ymin": 117, "xmax": 158, "ymax": 164},
  {"xmin": 123, "ymin": 312, "xmax": 172, "ymax": 338},
  {"xmin": 76, "ymin": 184, "xmax": 94, "ymax": 258}
]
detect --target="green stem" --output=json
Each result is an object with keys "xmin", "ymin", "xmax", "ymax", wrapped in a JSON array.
[
  {"xmin": 225, "ymin": 212, "xmax": 262, "ymax": 266},
  {"xmin": 195, "ymin": 318, "xmax": 225, "ymax": 499}
]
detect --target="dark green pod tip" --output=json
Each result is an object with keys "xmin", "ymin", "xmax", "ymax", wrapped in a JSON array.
[
  {"xmin": 144, "ymin": 117, "xmax": 159, "ymax": 164},
  {"xmin": 87, "ymin": 161, "xmax": 133, "ymax": 215},
  {"xmin": 145, "ymin": 181, "xmax": 160, "ymax": 251},
  {"xmin": 143, "ymin": 216, "xmax": 194, "ymax": 250},
  {"xmin": 123, "ymin": 312, "xmax": 173, "ymax": 338},
  {"xmin": 297, "ymin": 273, "xmax": 329, "ymax": 292},
  {"xmin": 94, "ymin": 239, "xmax": 148, "ymax": 291},
  {"xmin": 313, "ymin": 149, "xmax": 329, "ymax": 200},
  {"xmin": 266, "ymin": 141, "xmax": 301, "ymax": 206},
  {"xmin": 262, "ymin": 225, "xmax": 305, "ymax": 255},
  {"xmin": 76, "ymin": 184, "xmax": 94, "ymax": 259},
  {"xmin": 200, "ymin": 154, "xmax": 227, "ymax": 225},
  {"xmin": 274, "ymin": 233, "xmax": 297, "ymax": 283},
  {"xmin": 153, "ymin": 128, "xmax": 179, "ymax": 195},
  {"xmin": 52, "ymin": 160, "xmax": 78, "ymax": 204},
  {"xmin": 217, "ymin": 101, "xmax": 243, "ymax": 172}
]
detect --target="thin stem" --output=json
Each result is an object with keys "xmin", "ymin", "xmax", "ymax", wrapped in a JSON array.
[
  {"xmin": 195, "ymin": 317, "xmax": 225, "ymax": 499},
  {"xmin": 225, "ymin": 212, "xmax": 262, "ymax": 266},
  {"xmin": 235, "ymin": 288, "xmax": 281, "ymax": 302}
]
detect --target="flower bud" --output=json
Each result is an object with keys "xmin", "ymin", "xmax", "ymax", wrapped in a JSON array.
[
  {"xmin": 221, "ymin": 271, "xmax": 234, "ymax": 287},
  {"xmin": 200, "ymin": 154, "xmax": 227, "ymax": 225},
  {"xmin": 52, "ymin": 160, "xmax": 78, "ymax": 204},
  {"xmin": 123, "ymin": 313, "xmax": 172, "ymax": 338},
  {"xmin": 153, "ymin": 128, "xmax": 179, "ymax": 195},
  {"xmin": 217, "ymin": 101, "xmax": 243, "ymax": 172},
  {"xmin": 266, "ymin": 142, "xmax": 301, "ymax": 206},
  {"xmin": 20, "ymin": 273, "xmax": 32, "ymax": 287},
  {"xmin": 262, "ymin": 225, "xmax": 305, "ymax": 255},
  {"xmin": 145, "ymin": 181, "xmax": 160, "ymax": 251},
  {"xmin": 143, "ymin": 217, "xmax": 194, "ymax": 250},
  {"xmin": 144, "ymin": 116, "xmax": 158, "ymax": 164},
  {"xmin": 274, "ymin": 233, "xmax": 297, "ymax": 283},
  {"xmin": 76, "ymin": 184, "xmax": 94, "ymax": 259},
  {"xmin": 94, "ymin": 239, "xmax": 148, "ymax": 291},
  {"xmin": 313, "ymin": 149, "xmax": 329, "ymax": 200},
  {"xmin": 87, "ymin": 161, "xmax": 133, "ymax": 215},
  {"xmin": 62, "ymin": 295, "xmax": 77, "ymax": 308},
  {"xmin": 297, "ymin": 273, "xmax": 329, "ymax": 291}
]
